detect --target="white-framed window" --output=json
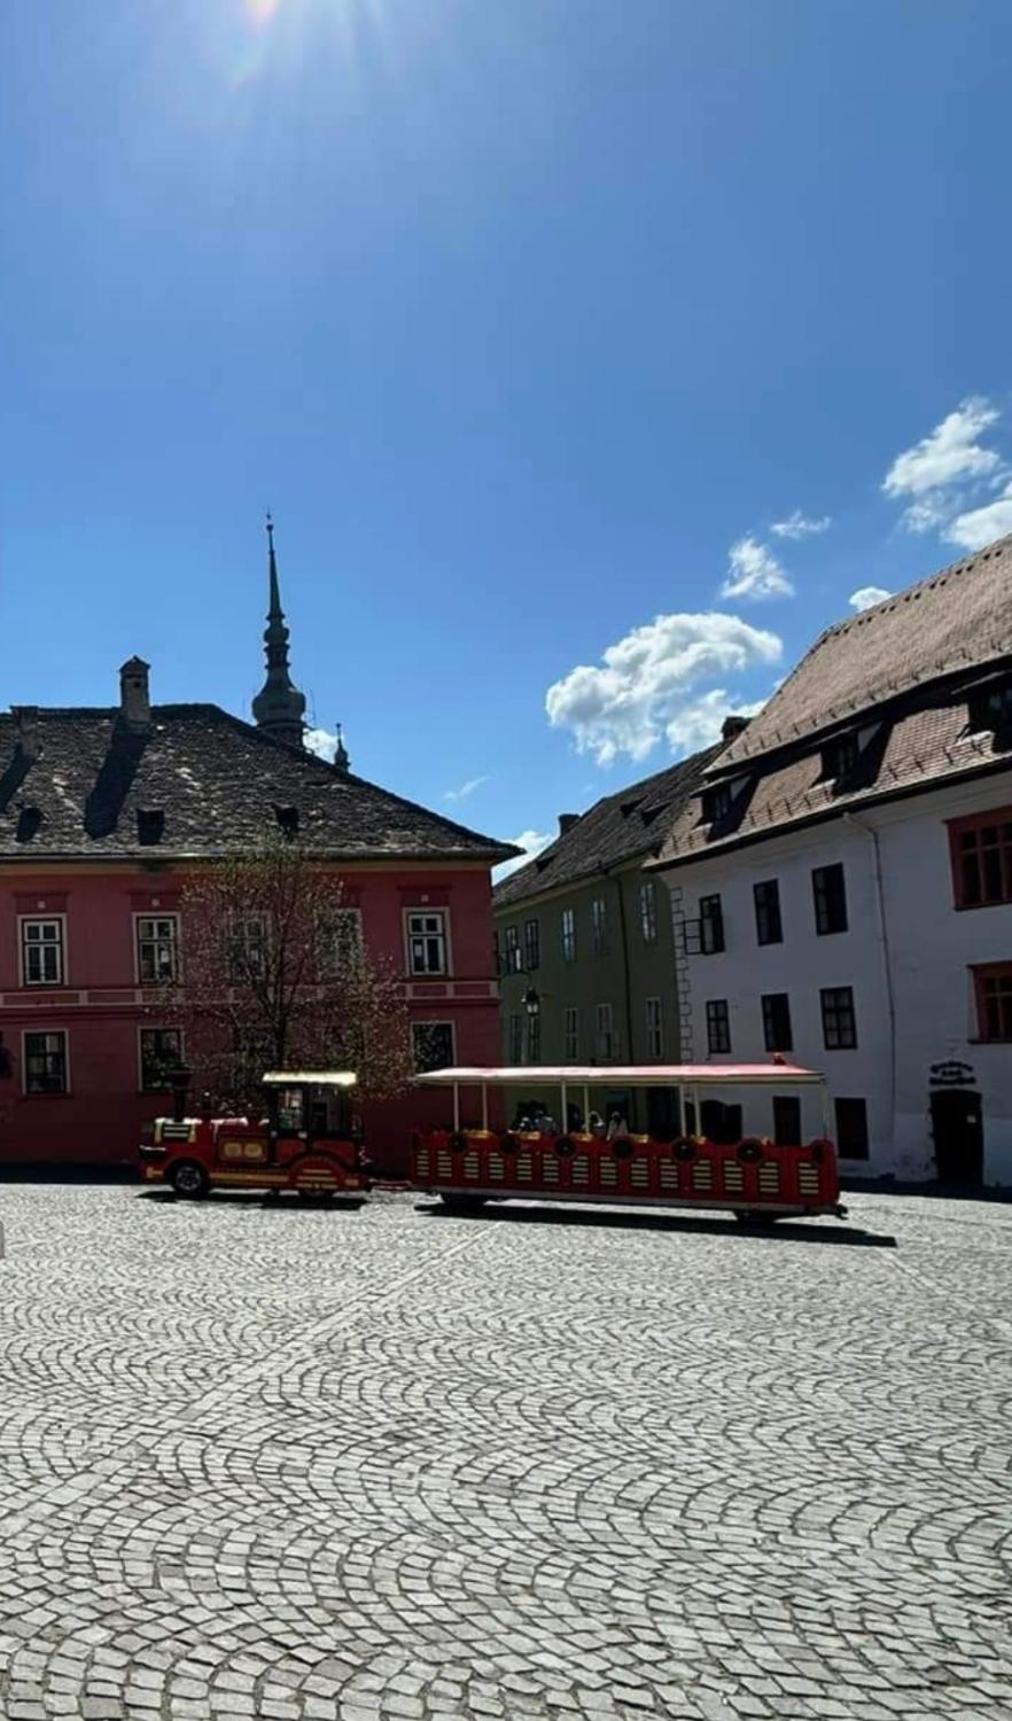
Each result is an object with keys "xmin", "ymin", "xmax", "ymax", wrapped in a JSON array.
[
  {"xmin": 136, "ymin": 915, "xmax": 180, "ymax": 984},
  {"xmin": 139, "ymin": 1027, "xmax": 184, "ymax": 1092},
  {"xmin": 561, "ymin": 907, "xmax": 576, "ymax": 963},
  {"xmin": 412, "ymin": 1021, "xmax": 455, "ymax": 1073},
  {"xmin": 504, "ymin": 925, "xmax": 521, "ymax": 974},
  {"xmin": 406, "ymin": 910, "xmax": 449, "ymax": 977},
  {"xmin": 319, "ymin": 908, "xmax": 363, "ymax": 975},
  {"xmin": 640, "ymin": 880, "xmax": 658, "ymax": 943},
  {"xmin": 229, "ymin": 914, "xmax": 268, "ymax": 981},
  {"xmin": 24, "ymin": 1029, "xmax": 69, "ymax": 1095},
  {"xmin": 509, "ymin": 1013, "xmax": 523, "ymax": 1063},
  {"xmin": 591, "ymin": 897, "xmax": 607, "ymax": 955},
  {"xmin": 564, "ymin": 1006, "xmax": 579, "ymax": 1062},
  {"xmin": 596, "ymin": 1002, "xmax": 615, "ymax": 1061},
  {"xmin": 645, "ymin": 996, "xmax": 663, "ymax": 1059},
  {"xmin": 21, "ymin": 917, "xmax": 66, "ymax": 987}
]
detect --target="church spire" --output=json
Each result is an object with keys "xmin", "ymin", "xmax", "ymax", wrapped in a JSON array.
[{"xmin": 252, "ymin": 513, "xmax": 307, "ymax": 749}]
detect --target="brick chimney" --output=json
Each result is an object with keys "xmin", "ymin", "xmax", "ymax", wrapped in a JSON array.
[
  {"xmin": 721, "ymin": 714, "xmax": 750, "ymax": 741},
  {"xmin": 558, "ymin": 813, "xmax": 580, "ymax": 836},
  {"xmin": 11, "ymin": 706, "xmax": 39, "ymax": 761},
  {"xmin": 119, "ymin": 658, "xmax": 151, "ymax": 731}
]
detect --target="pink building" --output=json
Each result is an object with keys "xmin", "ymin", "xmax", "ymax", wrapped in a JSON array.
[{"xmin": 0, "ymin": 527, "xmax": 512, "ymax": 1174}]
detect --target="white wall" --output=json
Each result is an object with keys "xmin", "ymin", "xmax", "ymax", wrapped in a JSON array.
[{"xmin": 664, "ymin": 770, "xmax": 1012, "ymax": 1186}]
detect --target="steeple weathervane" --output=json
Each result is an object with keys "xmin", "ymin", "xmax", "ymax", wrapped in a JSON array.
[{"xmin": 252, "ymin": 513, "xmax": 307, "ymax": 749}]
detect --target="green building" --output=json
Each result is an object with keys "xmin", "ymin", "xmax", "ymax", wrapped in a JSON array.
[{"xmin": 492, "ymin": 744, "xmax": 720, "ymax": 1132}]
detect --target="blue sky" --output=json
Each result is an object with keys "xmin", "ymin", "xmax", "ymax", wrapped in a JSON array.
[{"xmin": 2, "ymin": 2, "xmax": 1011, "ymax": 867}]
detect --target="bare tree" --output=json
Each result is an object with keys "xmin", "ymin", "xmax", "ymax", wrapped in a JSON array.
[{"xmin": 157, "ymin": 834, "xmax": 413, "ymax": 1113}]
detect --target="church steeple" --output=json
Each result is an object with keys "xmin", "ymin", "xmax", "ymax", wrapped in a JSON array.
[{"xmin": 252, "ymin": 514, "xmax": 307, "ymax": 749}]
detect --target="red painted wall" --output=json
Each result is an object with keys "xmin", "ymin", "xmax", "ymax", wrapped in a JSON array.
[{"xmin": 0, "ymin": 863, "xmax": 500, "ymax": 1176}]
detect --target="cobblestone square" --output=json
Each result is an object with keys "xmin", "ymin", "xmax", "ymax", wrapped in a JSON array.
[{"xmin": 0, "ymin": 1187, "xmax": 1008, "ymax": 1720}]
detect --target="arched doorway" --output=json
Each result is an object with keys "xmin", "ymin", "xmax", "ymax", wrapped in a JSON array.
[{"xmin": 930, "ymin": 1088, "xmax": 983, "ymax": 1186}]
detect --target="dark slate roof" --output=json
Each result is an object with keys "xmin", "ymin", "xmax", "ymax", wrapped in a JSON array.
[
  {"xmin": 0, "ymin": 704, "xmax": 516, "ymax": 864},
  {"xmin": 493, "ymin": 746, "xmax": 719, "ymax": 911},
  {"xmin": 713, "ymin": 533, "xmax": 1012, "ymax": 773}
]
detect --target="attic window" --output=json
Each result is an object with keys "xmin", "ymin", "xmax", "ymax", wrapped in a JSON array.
[
  {"xmin": 15, "ymin": 806, "xmax": 41, "ymax": 843},
  {"xmin": 620, "ymin": 798, "xmax": 643, "ymax": 818},
  {"xmin": 701, "ymin": 783, "xmax": 733, "ymax": 825},
  {"xmin": 640, "ymin": 803, "xmax": 668, "ymax": 828},
  {"xmin": 534, "ymin": 851, "xmax": 555, "ymax": 873},
  {"xmin": 822, "ymin": 732, "xmax": 859, "ymax": 780},
  {"xmin": 137, "ymin": 808, "xmax": 165, "ymax": 847},
  {"xmin": 968, "ymin": 679, "xmax": 1012, "ymax": 737},
  {"xmin": 274, "ymin": 805, "xmax": 300, "ymax": 838}
]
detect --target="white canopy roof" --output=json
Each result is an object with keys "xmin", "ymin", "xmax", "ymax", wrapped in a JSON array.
[
  {"xmin": 415, "ymin": 1064, "xmax": 825, "ymax": 1090},
  {"xmin": 262, "ymin": 1071, "xmax": 358, "ymax": 1088}
]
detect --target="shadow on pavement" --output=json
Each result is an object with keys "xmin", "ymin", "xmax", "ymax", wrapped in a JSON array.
[
  {"xmin": 135, "ymin": 1188, "xmax": 367, "ymax": 1212},
  {"xmin": 415, "ymin": 1201, "xmax": 897, "ymax": 1247}
]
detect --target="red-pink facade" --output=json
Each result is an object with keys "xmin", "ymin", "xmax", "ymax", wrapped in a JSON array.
[{"xmin": 0, "ymin": 862, "xmax": 501, "ymax": 1176}]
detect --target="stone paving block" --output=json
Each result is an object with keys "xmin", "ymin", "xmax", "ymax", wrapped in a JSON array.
[{"xmin": 0, "ymin": 1188, "xmax": 1008, "ymax": 1721}]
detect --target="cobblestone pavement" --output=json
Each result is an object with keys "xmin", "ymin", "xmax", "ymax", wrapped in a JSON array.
[{"xmin": 0, "ymin": 1188, "xmax": 1009, "ymax": 1721}]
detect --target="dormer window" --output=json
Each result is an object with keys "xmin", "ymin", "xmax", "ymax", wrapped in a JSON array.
[
  {"xmin": 967, "ymin": 679, "xmax": 1012, "ymax": 737},
  {"xmin": 701, "ymin": 782, "xmax": 733, "ymax": 825},
  {"xmin": 822, "ymin": 732, "xmax": 859, "ymax": 780},
  {"xmin": 137, "ymin": 808, "xmax": 165, "ymax": 846},
  {"xmin": 274, "ymin": 805, "xmax": 299, "ymax": 838}
]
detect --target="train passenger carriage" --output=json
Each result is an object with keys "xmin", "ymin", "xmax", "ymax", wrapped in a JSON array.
[{"xmin": 410, "ymin": 1064, "xmax": 847, "ymax": 1223}]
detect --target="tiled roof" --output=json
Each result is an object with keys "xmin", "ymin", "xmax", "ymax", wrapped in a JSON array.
[
  {"xmin": 493, "ymin": 746, "xmax": 718, "ymax": 911},
  {"xmin": 0, "ymin": 705, "xmax": 515, "ymax": 864},
  {"xmin": 655, "ymin": 679, "xmax": 1012, "ymax": 870},
  {"xmin": 713, "ymin": 534, "xmax": 1012, "ymax": 773}
]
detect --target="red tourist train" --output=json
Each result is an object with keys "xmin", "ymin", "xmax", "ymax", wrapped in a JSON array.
[
  {"xmin": 409, "ymin": 1064, "xmax": 847, "ymax": 1224},
  {"xmin": 138, "ymin": 1071, "xmax": 369, "ymax": 1202}
]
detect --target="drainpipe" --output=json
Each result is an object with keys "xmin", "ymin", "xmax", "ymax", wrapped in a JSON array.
[{"xmin": 843, "ymin": 811, "xmax": 897, "ymax": 1146}]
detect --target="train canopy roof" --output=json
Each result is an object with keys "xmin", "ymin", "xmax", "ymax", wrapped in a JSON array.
[
  {"xmin": 262, "ymin": 1070, "xmax": 358, "ymax": 1088},
  {"xmin": 415, "ymin": 1064, "xmax": 825, "ymax": 1089}
]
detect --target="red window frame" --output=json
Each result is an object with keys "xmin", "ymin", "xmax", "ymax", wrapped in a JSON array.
[
  {"xmin": 949, "ymin": 807, "xmax": 1012, "ymax": 909},
  {"xmin": 972, "ymin": 962, "xmax": 1012, "ymax": 1042}
]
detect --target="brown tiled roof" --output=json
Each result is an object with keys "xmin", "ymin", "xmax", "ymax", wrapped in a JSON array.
[
  {"xmin": 713, "ymin": 534, "xmax": 1012, "ymax": 773},
  {"xmin": 493, "ymin": 746, "xmax": 718, "ymax": 911},
  {"xmin": 655, "ymin": 678, "xmax": 1012, "ymax": 870},
  {"xmin": 0, "ymin": 705, "xmax": 515, "ymax": 864}
]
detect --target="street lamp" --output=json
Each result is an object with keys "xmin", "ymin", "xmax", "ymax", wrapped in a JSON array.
[{"xmin": 522, "ymin": 986, "xmax": 541, "ymax": 1018}]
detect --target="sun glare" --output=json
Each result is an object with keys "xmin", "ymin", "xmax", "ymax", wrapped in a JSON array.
[{"xmin": 245, "ymin": 0, "xmax": 283, "ymax": 26}]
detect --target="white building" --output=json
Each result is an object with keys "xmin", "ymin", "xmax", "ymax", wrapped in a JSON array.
[{"xmin": 653, "ymin": 536, "xmax": 1012, "ymax": 1188}]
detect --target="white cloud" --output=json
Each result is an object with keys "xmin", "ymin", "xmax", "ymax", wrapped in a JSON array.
[
  {"xmin": 946, "ymin": 481, "xmax": 1012, "ymax": 551},
  {"xmin": 770, "ymin": 510, "xmax": 831, "ymax": 540},
  {"xmin": 444, "ymin": 775, "xmax": 489, "ymax": 803},
  {"xmin": 883, "ymin": 397, "xmax": 1004, "ymax": 535},
  {"xmin": 664, "ymin": 690, "xmax": 767, "ymax": 754},
  {"xmin": 545, "ymin": 611, "xmax": 782, "ymax": 766},
  {"xmin": 493, "ymin": 829, "xmax": 553, "ymax": 883},
  {"xmin": 305, "ymin": 727, "xmax": 338, "ymax": 761},
  {"xmin": 848, "ymin": 586, "xmax": 892, "ymax": 613},
  {"xmin": 721, "ymin": 536, "xmax": 793, "ymax": 600}
]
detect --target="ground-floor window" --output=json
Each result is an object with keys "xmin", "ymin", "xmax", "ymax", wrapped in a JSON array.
[
  {"xmin": 834, "ymin": 1096, "xmax": 869, "ymax": 1159},
  {"xmin": 508, "ymin": 1013, "xmax": 523, "ymax": 1064},
  {"xmin": 139, "ymin": 1027, "xmax": 184, "ymax": 1091},
  {"xmin": 772, "ymin": 1094, "xmax": 801, "ymax": 1146},
  {"xmin": 412, "ymin": 1021, "xmax": 455, "ymax": 1073},
  {"xmin": 24, "ymin": 1030, "xmax": 68, "ymax": 1095}
]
